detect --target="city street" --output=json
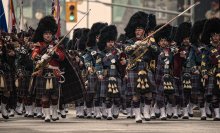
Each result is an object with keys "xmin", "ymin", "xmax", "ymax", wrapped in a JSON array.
[{"xmin": 1, "ymin": 109, "xmax": 220, "ymax": 133}]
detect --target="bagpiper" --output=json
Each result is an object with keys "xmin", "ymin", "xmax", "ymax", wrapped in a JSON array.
[
  {"xmin": 189, "ymin": 19, "xmax": 209, "ymax": 120},
  {"xmin": 0, "ymin": 34, "xmax": 16, "ymax": 119},
  {"xmin": 124, "ymin": 11, "xmax": 158, "ymax": 123},
  {"xmin": 97, "ymin": 25, "xmax": 126, "ymax": 120},
  {"xmin": 154, "ymin": 24, "xmax": 177, "ymax": 120},
  {"xmin": 31, "ymin": 16, "xmax": 65, "ymax": 122},
  {"xmin": 82, "ymin": 22, "xmax": 107, "ymax": 119},
  {"xmin": 201, "ymin": 18, "xmax": 220, "ymax": 121}
]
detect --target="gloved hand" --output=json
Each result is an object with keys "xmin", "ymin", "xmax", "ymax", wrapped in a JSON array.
[{"xmin": 41, "ymin": 53, "xmax": 51, "ymax": 61}]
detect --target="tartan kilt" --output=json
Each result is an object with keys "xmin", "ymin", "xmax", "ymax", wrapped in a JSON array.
[
  {"xmin": 126, "ymin": 70, "xmax": 137, "ymax": 96},
  {"xmin": 86, "ymin": 74, "xmax": 98, "ymax": 94},
  {"xmin": 0, "ymin": 72, "xmax": 14, "ymax": 92},
  {"xmin": 35, "ymin": 69, "xmax": 60, "ymax": 99},
  {"xmin": 205, "ymin": 75, "xmax": 217, "ymax": 96},
  {"xmin": 120, "ymin": 78, "xmax": 127, "ymax": 98},
  {"xmin": 191, "ymin": 74, "xmax": 202, "ymax": 95},
  {"xmin": 95, "ymin": 78, "xmax": 107, "ymax": 98},
  {"xmin": 17, "ymin": 74, "xmax": 32, "ymax": 97}
]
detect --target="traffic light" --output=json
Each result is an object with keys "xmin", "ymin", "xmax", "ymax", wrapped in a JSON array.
[{"xmin": 66, "ymin": 2, "xmax": 77, "ymax": 22}]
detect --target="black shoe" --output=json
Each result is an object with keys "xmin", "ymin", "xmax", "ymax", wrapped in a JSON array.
[
  {"xmin": 102, "ymin": 115, "xmax": 107, "ymax": 119},
  {"xmin": 155, "ymin": 113, "xmax": 160, "ymax": 118},
  {"xmin": 2, "ymin": 114, "xmax": 9, "ymax": 119},
  {"xmin": 214, "ymin": 118, "xmax": 220, "ymax": 121},
  {"xmin": 28, "ymin": 115, "xmax": 34, "ymax": 118},
  {"xmin": 9, "ymin": 114, "xmax": 14, "ymax": 117},
  {"xmin": 173, "ymin": 116, "xmax": 178, "ymax": 119},
  {"xmin": 34, "ymin": 113, "xmax": 37, "ymax": 117},
  {"xmin": 113, "ymin": 115, "xmax": 119, "ymax": 119},
  {"xmin": 136, "ymin": 120, "xmax": 142, "ymax": 123},
  {"xmin": 45, "ymin": 119, "xmax": 51, "ymax": 122},
  {"xmin": 96, "ymin": 117, "xmax": 101, "ymax": 120},
  {"xmin": 52, "ymin": 117, "xmax": 59, "ymax": 121},
  {"xmin": 107, "ymin": 117, "xmax": 113, "ymax": 120},
  {"xmin": 161, "ymin": 117, "xmax": 167, "ymax": 120},
  {"xmin": 87, "ymin": 116, "xmax": 92, "ymax": 119},
  {"xmin": 201, "ymin": 117, "xmax": 206, "ymax": 120},
  {"xmin": 188, "ymin": 113, "xmax": 193, "ymax": 117},
  {"xmin": 150, "ymin": 116, "xmax": 156, "ymax": 119},
  {"xmin": 182, "ymin": 116, "xmax": 189, "ymax": 119},
  {"xmin": 37, "ymin": 115, "xmax": 42, "ymax": 118},
  {"xmin": 145, "ymin": 118, "xmax": 150, "ymax": 121},
  {"xmin": 61, "ymin": 115, "xmax": 66, "ymax": 118},
  {"xmin": 79, "ymin": 115, "xmax": 84, "ymax": 118}
]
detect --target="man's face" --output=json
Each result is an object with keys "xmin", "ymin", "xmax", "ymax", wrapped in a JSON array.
[
  {"xmin": 24, "ymin": 37, "xmax": 29, "ymax": 43},
  {"xmin": 211, "ymin": 1, "xmax": 219, "ymax": 11},
  {"xmin": 159, "ymin": 38, "xmax": 169, "ymax": 48},
  {"xmin": 135, "ymin": 28, "xmax": 145, "ymax": 39},
  {"xmin": 182, "ymin": 37, "xmax": 190, "ymax": 46},
  {"xmin": 211, "ymin": 33, "xmax": 220, "ymax": 44},
  {"xmin": 43, "ymin": 31, "xmax": 52, "ymax": 42},
  {"xmin": 106, "ymin": 40, "xmax": 115, "ymax": 49}
]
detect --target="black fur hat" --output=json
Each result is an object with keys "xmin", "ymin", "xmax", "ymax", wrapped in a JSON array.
[
  {"xmin": 146, "ymin": 14, "xmax": 157, "ymax": 33},
  {"xmin": 190, "ymin": 19, "xmax": 207, "ymax": 44},
  {"xmin": 175, "ymin": 22, "xmax": 192, "ymax": 45},
  {"xmin": 32, "ymin": 16, "xmax": 57, "ymax": 43},
  {"xmin": 86, "ymin": 22, "xmax": 108, "ymax": 47},
  {"xmin": 201, "ymin": 18, "xmax": 220, "ymax": 44},
  {"xmin": 170, "ymin": 26, "xmax": 178, "ymax": 42},
  {"xmin": 97, "ymin": 25, "xmax": 118, "ymax": 51},
  {"xmin": 154, "ymin": 24, "xmax": 172, "ymax": 43},
  {"xmin": 77, "ymin": 28, "xmax": 90, "ymax": 51},
  {"xmin": 124, "ymin": 11, "xmax": 148, "ymax": 39}
]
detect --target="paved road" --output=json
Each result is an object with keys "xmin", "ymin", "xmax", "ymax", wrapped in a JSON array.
[{"xmin": 1, "ymin": 110, "xmax": 220, "ymax": 133}]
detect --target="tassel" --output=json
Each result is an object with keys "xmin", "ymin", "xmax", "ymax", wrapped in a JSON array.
[
  {"xmin": 145, "ymin": 83, "xmax": 149, "ymax": 88},
  {"xmin": 15, "ymin": 79, "xmax": 19, "ymax": 88},
  {"xmin": 183, "ymin": 80, "xmax": 186, "ymax": 84},
  {"xmin": 141, "ymin": 80, "xmax": 144, "ymax": 85},
  {"xmin": 114, "ymin": 84, "xmax": 117, "ymax": 88},
  {"xmin": 170, "ymin": 86, "xmax": 174, "ymax": 89},
  {"xmin": 113, "ymin": 89, "xmax": 116, "ymax": 94},
  {"xmin": 141, "ymin": 85, "xmax": 145, "ymax": 89},
  {"xmin": 108, "ymin": 83, "xmax": 111, "ymax": 88},
  {"xmin": 137, "ymin": 78, "xmax": 141, "ymax": 82},
  {"xmin": 0, "ymin": 76, "xmax": 4, "ymax": 88},
  {"xmin": 0, "ymin": 76, "xmax": 3, "ymax": 88},
  {"xmin": 168, "ymin": 86, "xmax": 171, "ymax": 90},
  {"xmin": 145, "ymin": 78, "xmax": 147, "ymax": 82},
  {"xmin": 164, "ymin": 86, "xmax": 168, "ymax": 90},
  {"xmin": 46, "ymin": 79, "xmax": 50, "ymax": 90},
  {"xmin": 163, "ymin": 82, "xmax": 167, "ymax": 86},
  {"xmin": 137, "ymin": 83, "xmax": 141, "ymax": 88},
  {"xmin": 49, "ymin": 79, "xmax": 53, "ymax": 89},
  {"xmin": 111, "ymin": 84, "xmax": 115, "ymax": 89},
  {"xmin": 115, "ymin": 88, "xmax": 119, "ymax": 93},
  {"xmin": 188, "ymin": 80, "xmax": 191, "ymax": 84}
]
